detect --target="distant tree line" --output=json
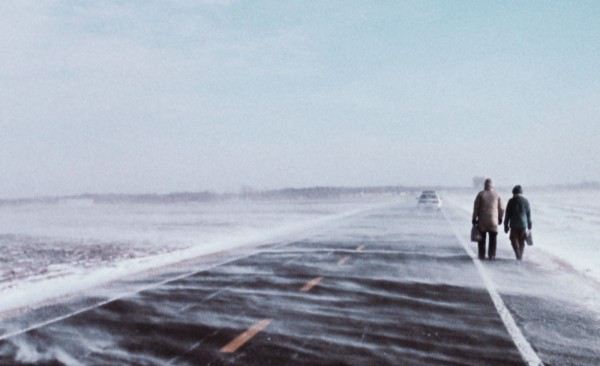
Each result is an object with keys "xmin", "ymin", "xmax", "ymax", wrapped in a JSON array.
[{"xmin": 1, "ymin": 181, "xmax": 597, "ymax": 205}]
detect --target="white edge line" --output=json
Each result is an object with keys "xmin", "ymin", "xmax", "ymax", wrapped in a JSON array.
[{"xmin": 442, "ymin": 209, "xmax": 544, "ymax": 366}]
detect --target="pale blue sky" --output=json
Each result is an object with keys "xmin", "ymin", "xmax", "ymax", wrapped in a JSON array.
[{"xmin": 1, "ymin": 1, "xmax": 599, "ymax": 197}]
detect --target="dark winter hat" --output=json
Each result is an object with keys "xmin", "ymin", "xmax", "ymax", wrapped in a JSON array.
[{"xmin": 512, "ymin": 185, "xmax": 523, "ymax": 195}]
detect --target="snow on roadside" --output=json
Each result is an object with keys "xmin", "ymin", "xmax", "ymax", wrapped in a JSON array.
[{"xmin": 0, "ymin": 199, "xmax": 394, "ymax": 316}]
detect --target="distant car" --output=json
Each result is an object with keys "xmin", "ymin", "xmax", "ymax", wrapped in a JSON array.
[{"xmin": 417, "ymin": 190, "xmax": 442, "ymax": 209}]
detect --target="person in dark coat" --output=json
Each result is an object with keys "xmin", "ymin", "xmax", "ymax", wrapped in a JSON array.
[
  {"xmin": 504, "ymin": 185, "xmax": 532, "ymax": 260},
  {"xmin": 472, "ymin": 178, "xmax": 504, "ymax": 260}
]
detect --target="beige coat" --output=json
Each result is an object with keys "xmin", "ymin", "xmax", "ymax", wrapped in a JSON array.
[{"xmin": 473, "ymin": 189, "xmax": 503, "ymax": 233}]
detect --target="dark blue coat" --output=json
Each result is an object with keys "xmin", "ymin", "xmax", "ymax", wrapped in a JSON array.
[{"xmin": 504, "ymin": 195, "xmax": 532, "ymax": 231}]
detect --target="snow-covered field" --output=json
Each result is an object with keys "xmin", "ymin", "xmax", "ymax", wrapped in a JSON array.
[{"xmin": 0, "ymin": 197, "xmax": 392, "ymax": 315}]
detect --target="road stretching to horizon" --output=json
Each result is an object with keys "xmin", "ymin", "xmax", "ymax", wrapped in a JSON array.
[{"xmin": 0, "ymin": 202, "xmax": 598, "ymax": 365}]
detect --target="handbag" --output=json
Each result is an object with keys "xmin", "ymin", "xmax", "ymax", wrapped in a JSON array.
[
  {"xmin": 526, "ymin": 231, "xmax": 533, "ymax": 246},
  {"xmin": 471, "ymin": 225, "xmax": 482, "ymax": 242}
]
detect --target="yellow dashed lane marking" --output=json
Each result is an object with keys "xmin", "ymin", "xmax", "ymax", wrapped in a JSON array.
[
  {"xmin": 300, "ymin": 276, "xmax": 323, "ymax": 292},
  {"xmin": 220, "ymin": 319, "xmax": 272, "ymax": 353},
  {"xmin": 337, "ymin": 256, "xmax": 350, "ymax": 266}
]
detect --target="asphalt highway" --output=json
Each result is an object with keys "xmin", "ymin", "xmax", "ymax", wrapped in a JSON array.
[{"xmin": 0, "ymin": 204, "xmax": 598, "ymax": 365}]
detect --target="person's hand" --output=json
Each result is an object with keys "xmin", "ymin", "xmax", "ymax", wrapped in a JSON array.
[
  {"xmin": 499, "ymin": 219, "xmax": 503, "ymax": 226},
  {"xmin": 528, "ymin": 224, "xmax": 532, "ymax": 231},
  {"xmin": 504, "ymin": 227, "xmax": 509, "ymax": 234}
]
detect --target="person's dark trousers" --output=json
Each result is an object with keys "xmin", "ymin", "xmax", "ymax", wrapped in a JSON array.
[
  {"xmin": 510, "ymin": 229, "xmax": 526, "ymax": 260},
  {"xmin": 478, "ymin": 231, "xmax": 498, "ymax": 259}
]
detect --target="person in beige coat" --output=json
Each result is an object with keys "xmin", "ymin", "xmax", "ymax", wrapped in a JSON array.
[{"xmin": 472, "ymin": 178, "xmax": 504, "ymax": 260}]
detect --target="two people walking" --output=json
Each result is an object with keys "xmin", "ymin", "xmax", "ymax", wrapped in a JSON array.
[{"xmin": 472, "ymin": 178, "xmax": 532, "ymax": 260}]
